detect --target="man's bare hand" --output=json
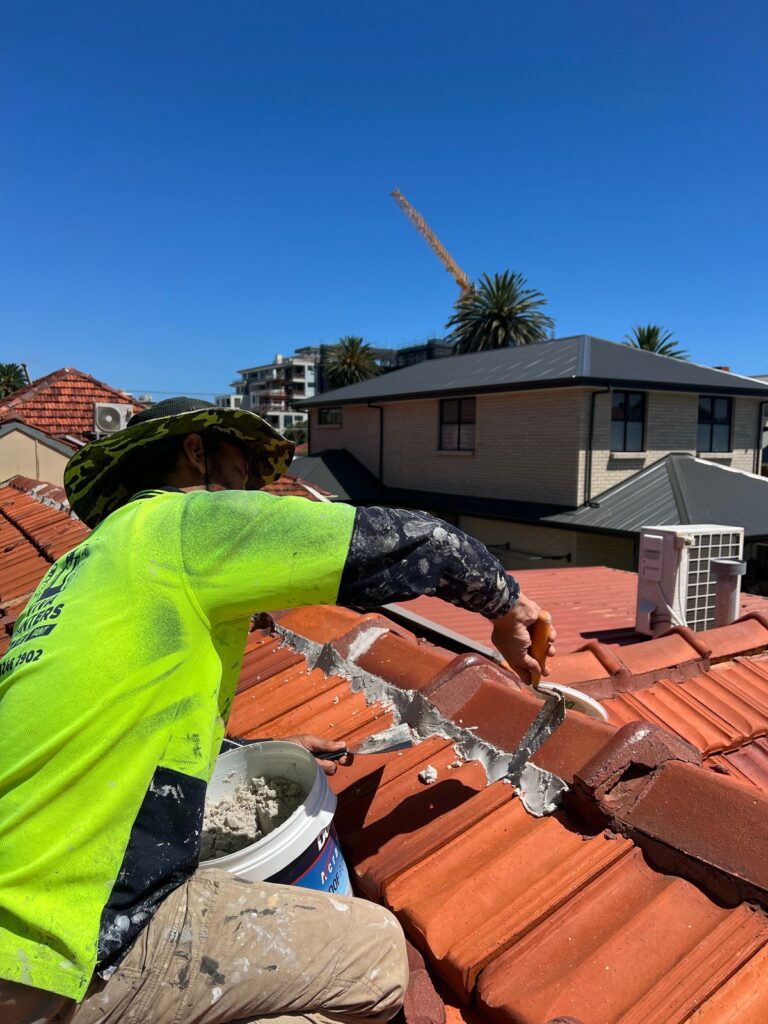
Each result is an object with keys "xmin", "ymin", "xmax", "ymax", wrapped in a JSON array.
[
  {"xmin": 491, "ymin": 591, "xmax": 556, "ymax": 685},
  {"xmin": 284, "ymin": 734, "xmax": 352, "ymax": 775}
]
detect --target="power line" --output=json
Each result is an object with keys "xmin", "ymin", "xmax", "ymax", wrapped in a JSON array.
[{"xmin": 122, "ymin": 388, "xmax": 222, "ymax": 397}]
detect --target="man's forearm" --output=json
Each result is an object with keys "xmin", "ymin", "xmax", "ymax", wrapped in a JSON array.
[{"xmin": 337, "ymin": 507, "xmax": 519, "ymax": 618}]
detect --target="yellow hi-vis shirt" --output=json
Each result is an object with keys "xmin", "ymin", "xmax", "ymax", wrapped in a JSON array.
[{"xmin": 0, "ymin": 488, "xmax": 356, "ymax": 1000}]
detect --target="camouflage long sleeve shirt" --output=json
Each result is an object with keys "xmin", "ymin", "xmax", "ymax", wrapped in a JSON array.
[{"xmin": 338, "ymin": 506, "xmax": 519, "ymax": 619}]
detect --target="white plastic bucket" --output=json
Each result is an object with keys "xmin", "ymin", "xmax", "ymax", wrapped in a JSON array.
[{"xmin": 200, "ymin": 741, "xmax": 352, "ymax": 896}]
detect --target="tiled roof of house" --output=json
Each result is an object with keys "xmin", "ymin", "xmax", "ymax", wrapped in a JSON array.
[
  {"xmin": 389, "ymin": 566, "xmax": 768, "ymax": 682},
  {"xmin": 3, "ymin": 484, "xmax": 768, "ymax": 1022},
  {"xmin": 300, "ymin": 335, "xmax": 768, "ymax": 407},
  {"xmin": 0, "ymin": 367, "xmax": 142, "ymax": 443},
  {"xmin": 262, "ymin": 474, "xmax": 335, "ymax": 500}
]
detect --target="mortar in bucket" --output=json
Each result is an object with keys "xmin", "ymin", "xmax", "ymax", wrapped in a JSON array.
[{"xmin": 199, "ymin": 740, "xmax": 352, "ymax": 896}]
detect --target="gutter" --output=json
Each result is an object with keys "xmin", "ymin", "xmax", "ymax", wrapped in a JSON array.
[
  {"xmin": 367, "ymin": 402, "xmax": 384, "ymax": 481},
  {"xmin": 297, "ymin": 377, "xmax": 768, "ymax": 409},
  {"xmin": 755, "ymin": 401, "xmax": 768, "ymax": 475}
]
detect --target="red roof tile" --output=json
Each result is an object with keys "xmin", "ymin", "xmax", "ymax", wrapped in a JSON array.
[
  {"xmin": 255, "ymin": 608, "xmax": 768, "ymax": 1021},
  {"xmin": 604, "ymin": 657, "xmax": 768, "ymax": 757},
  {"xmin": 710, "ymin": 738, "xmax": 768, "ymax": 794},
  {"xmin": 262, "ymin": 474, "xmax": 335, "ymax": 500},
  {"xmin": 0, "ymin": 367, "xmax": 142, "ymax": 443},
  {"xmin": 476, "ymin": 848, "xmax": 768, "ymax": 1024}
]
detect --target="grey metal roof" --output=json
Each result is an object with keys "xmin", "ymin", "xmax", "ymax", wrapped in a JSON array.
[
  {"xmin": 300, "ymin": 336, "xmax": 768, "ymax": 407},
  {"xmin": 289, "ymin": 450, "xmax": 384, "ymax": 503},
  {"xmin": 546, "ymin": 454, "xmax": 768, "ymax": 539}
]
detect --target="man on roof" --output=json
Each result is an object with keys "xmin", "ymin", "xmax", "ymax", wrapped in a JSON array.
[{"xmin": 0, "ymin": 397, "xmax": 555, "ymax": 1024}]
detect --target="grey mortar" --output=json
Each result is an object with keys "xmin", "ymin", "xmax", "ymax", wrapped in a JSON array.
[
  {"xmin": 200, "ymin": 775, "xmax": 304, "ymax": 860},
  {"xmin": 275, "ymin": 624, "xmax": 567, "ymax": 817}
]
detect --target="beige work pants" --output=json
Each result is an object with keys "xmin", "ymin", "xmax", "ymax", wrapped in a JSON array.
[{"xmin": 2, "ymin": 869, "xmax": 408, "ymax": 1024}]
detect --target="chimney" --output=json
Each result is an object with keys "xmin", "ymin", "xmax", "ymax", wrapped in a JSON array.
[{"xmin": 713, "ymin": 365, "xmax": 731, "ymax": 372}]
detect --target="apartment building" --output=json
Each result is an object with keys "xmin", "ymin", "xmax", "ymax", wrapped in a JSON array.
[{"xmin": 233, "ymin": 353, "xmax": 318, "ymax": 432}]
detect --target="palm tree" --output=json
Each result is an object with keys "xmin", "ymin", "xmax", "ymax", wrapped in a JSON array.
[
  {"xmin": 446, "ymin": 271, "xmax": 554, "ymax": 354},
  {"xmin": 324, "ymin": 336, "xmax": 379, "ymax": 389},
  {"xmin": 624, "ymin": 324, "xmax": 688, "ymax": 360},
  {"xmin": 0, "ymin": 363, "xmax": 29, "ymax": 398}
]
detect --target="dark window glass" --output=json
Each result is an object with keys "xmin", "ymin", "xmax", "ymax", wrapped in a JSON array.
[
  {"xmin": 697, "ymin": 396, "xmax": 731, "ymax": 451},
  {"xmin": 440, "ymin": 397, "xmax": 475, "ymax": 450},
  {"xmin": 318, "ymin": 407, "xmax": 342, "ymax": 426},
  {"xmin": 610, "ymin": 391, "xmax": 646, "ymax": 451}
]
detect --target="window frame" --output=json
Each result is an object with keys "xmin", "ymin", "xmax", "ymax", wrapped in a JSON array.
[
  {"xmin": 610, "ymin": 390, "xmax": 646, "ymax": 453},
  {"xmin": 697, "ymin": 395, "xmax": 733, "ymax": 453},
  {"xmin": 439, "ymin": 397, "xmax": 476, "ymax": 452},
  {"xmin": 317, "ymin": 407, "xmax": 343, "ymax": 427}
]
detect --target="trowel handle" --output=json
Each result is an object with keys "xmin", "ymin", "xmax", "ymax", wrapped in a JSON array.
[
  {"xmin": 529, "ymin": 611, "xmax": 552, "ymax": 687},
  {"xmin": 315, "ymin": 748, "xmax": 350, "ymax": 762}
]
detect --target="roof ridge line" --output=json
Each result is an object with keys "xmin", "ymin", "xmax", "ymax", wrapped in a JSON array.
[
  {"xmin": 667, "ymin": 454, "xmax": 691, "ymax": 521},
  {"xmin": 577, "ymin": 335, "xmax": 591, "ymax": 377}
]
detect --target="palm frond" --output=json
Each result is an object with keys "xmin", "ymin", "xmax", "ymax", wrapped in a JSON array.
[{"xmin": 446, "ymin": 271, "xmax": 554, "ymax": 354}]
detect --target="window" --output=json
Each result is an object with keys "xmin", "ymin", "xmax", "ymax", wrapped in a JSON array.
[
  {"xmin": 283, "ymin": 416, "xmax": 293, "ymax": 427},
  {"xmin": 611, "ymin": 391, "xmax": 646, "ymax": 452},
  {"xmin": 440, "ymin": 397, "xmax": 475, "ymax": 451},
  {"xmin": 318, "ymin": 407, "xmax": 342, "ymax": 427},
  {"xmin": 697, "ymin": 396, "xmax": 732, "ymax": 452}
]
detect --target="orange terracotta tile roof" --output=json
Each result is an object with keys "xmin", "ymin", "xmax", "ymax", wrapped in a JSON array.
[
  {"xmin": 3, "ymin": 482, "xmax": 768, "ymax": 1021},
  {"xmin": 0, "ymin": 367, "xmax": 142, "ymax": 443},
  {"xmin": 262, "ymin": 474, "xmax": 335, "ymax": 500},
  {"xmin": 388, "ymin": 567, "xmax": 768, "ymax": 701}
]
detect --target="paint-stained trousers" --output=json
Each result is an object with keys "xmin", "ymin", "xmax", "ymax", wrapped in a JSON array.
[{"xmin": 1, "ymin": 869, "xmax": 409, "ymax": 1024}]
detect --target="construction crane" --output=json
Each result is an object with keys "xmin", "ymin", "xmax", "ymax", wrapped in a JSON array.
[{"xmin": 391, "ymin": 189, "xmax": 474, "ymax": 296}]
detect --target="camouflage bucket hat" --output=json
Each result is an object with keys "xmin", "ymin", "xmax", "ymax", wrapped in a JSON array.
[{"xmin": 64, "ymin": 397, "xmax": 295, "ymax": 528}]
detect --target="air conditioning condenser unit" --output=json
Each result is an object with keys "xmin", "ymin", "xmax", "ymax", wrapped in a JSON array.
[
  {"xmin": 94, "ymin": 402, "xmax": 133, "ymax": 437},
  {"xmin": 635, "ymin": 525, "xmax": 744, "ymax": 636}
]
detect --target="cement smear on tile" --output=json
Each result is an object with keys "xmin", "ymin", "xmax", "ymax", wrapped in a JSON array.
[
  {"xmin": 276, "ymin": 624, "xmax": 568, "ymax": 817},
  {"xmin": 200, "ymin": 775, "xmax": 304, "ymax": 860}
]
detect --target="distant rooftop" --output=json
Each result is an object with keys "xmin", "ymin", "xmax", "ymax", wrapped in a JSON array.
[
  {"xmin": 300, "ymin": 335, "xmax": 768, "ymax": 407},
  {"xmin": 0, "ymin": 367, "xmax": 143, "ymax": 444},
  {"xmin": 545, "ymin": 453, "xmax": 768, "ymax": 540}
]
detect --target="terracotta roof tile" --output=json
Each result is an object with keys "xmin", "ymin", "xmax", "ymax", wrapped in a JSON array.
[
  {"xmin": 604, "ymin": 657, "xmax": 768, "ymax": 757},
  {"xmin": 262, "ymin": 474, "xmax": 335, "ymax": 500},
  {"xmin": 385, "ymin": 805, "xmax": 632, "ymax": 999},
  {"xmin": 709, "ymin": 738, "xmax": 768, "ymax": 794},
  {"xmin": 272, "ymin": 608, "xmax": 768, "ymax": 1018},
  {"xmin": 476, "ymin": 848, "xmax": 768, "ymax": 1024},
  {"xmin": 688, "ymin": 938, "xmax": 768, "ymax": 1022},
  {"xmin": 0, "ymin": 367, "xmax": 142, "ymax": 443}
]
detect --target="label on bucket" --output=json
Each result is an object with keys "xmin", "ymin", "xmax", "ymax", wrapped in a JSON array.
[{"xmin": 267, "ymin": 824, "xmax": 351, "ymax": 896}]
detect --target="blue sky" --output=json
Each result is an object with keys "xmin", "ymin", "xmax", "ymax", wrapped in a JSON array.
[{"xmin": 2, "ymin": 1, "xmax": 766, "ymax": 397}]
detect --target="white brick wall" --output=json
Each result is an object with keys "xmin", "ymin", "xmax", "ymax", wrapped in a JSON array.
[
  {"xmin": 587, "ymin": 392, "xmax": 761, "ymax": 500},
  {"xmin": 309, "ymin": 387, "xmax": 761, "ymax": 510},
  {"xmin": 309, "ymin": 405, "xmax": 381, "ymax": 477},
  {"xmin": 381, "ymin": 390, "xmax": 588, "ymax": 506}
]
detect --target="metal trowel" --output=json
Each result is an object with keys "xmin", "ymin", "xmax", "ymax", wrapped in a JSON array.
[
  {"xmin": 315, "ymin": 723, "xmax": 414, "ymax": 762},
  {"xmin": 504, "ymin": 612, "xmax": 606, "ymax": 816},
  {"xmin": 526, "ymin": 611, "xmax": 609, "ymax": 722}
]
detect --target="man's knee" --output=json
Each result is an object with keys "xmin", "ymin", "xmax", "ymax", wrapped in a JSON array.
[{"xmin": 351, "ymin": 901, "xmax": 408, "ymax": 1022}]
